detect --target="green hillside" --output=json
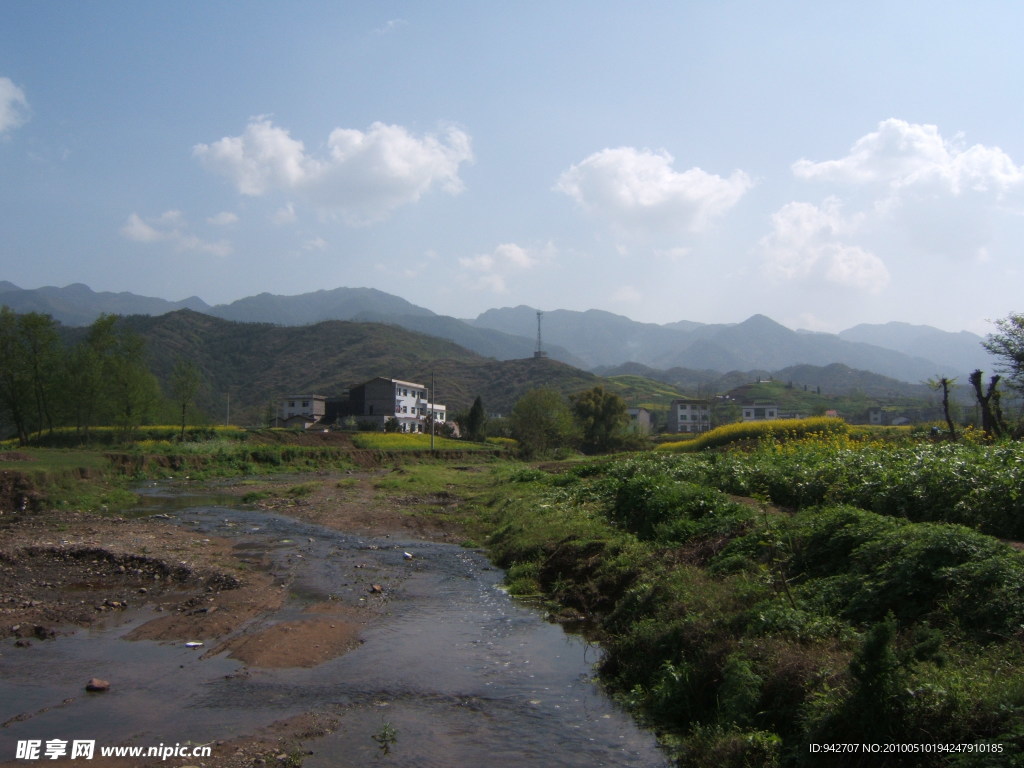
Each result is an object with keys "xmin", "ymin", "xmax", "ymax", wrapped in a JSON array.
[{"xmin": 119, "ymin": 310, "xmax": 625, "ymax": 424}]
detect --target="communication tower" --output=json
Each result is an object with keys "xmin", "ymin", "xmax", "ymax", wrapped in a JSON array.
[{"xmin": 534, "ymin": 310, "xmax": 548, "ymax": 359}]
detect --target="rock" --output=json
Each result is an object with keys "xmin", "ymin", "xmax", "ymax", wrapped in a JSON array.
[
  {"xmin": 369, "ymin": 584, "xmax": 384, "ymax": 594},
  {"xmin": 85, "ymin": 678, "xmax": 110, "ymax": 692}
]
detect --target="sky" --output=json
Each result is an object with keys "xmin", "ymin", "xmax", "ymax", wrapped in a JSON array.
[{"xmin": 2, "ymin": 2, "xmax": 1024, "ymax": 336}]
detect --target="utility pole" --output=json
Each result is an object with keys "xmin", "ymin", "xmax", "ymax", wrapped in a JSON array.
[{"xmin": 430, "ymin": 371, "xmax": 435, "ymax": 451}]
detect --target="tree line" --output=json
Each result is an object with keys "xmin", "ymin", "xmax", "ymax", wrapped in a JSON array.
[
  {"xmin": 0, "ymin": 309, "xmax": 200, "ymax": 445},
  {"xmin": 456, "ymin": 386, "xmax": 644, "ymax": 458}
]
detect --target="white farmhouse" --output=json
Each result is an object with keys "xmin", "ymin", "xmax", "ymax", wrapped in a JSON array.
[
  {"xmin": 342, "ymin": 377, "xmax": 447, "ymax": 433},
  {"xmin": 668, "ymin": 398, "xmax": 712, "ymax": 433}
]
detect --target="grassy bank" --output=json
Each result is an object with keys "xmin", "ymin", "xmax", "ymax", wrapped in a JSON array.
[
  {"xmin": 482, "ymin": 450, "xmax": 1024, "ymax": 766},
  {"xmin": 0, "ymin": 436, "xmax": 360, "ymax": 513},
  {"xmin": 0, "ymin": 429, "xmax": 507, "ymax": 515}
]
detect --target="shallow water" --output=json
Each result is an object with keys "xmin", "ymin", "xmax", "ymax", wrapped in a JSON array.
[{"xmin": 0, "ymin": 490, "xmax": 670, "ymax": 766}]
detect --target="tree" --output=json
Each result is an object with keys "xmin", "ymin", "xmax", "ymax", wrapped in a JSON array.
[
  {"xmin": 62, "ymin": 314, "xmax": 124, "ymax": 436},
  {"xmin": 169, "ymin": 357, "xmax": 203, "ymax": 440},
  {"xmin": 464, "ymin": 396, "xmax": 487, "ymax": 442},
  {"xmin": 510, "ymin": 388, "xmax": 577, "ymax": 459},
  {"xmin": 983, "ymin": 312, "xmax": 1024, "ymax": 393},
  {"xmin": 927, "ymin": 376, "xmax": 958, "ymax": 439},
  {"xmin": 570, "ymin": 385, "xmax": 629, "ymax": 454},
  {"xmin": 969, "ymin": 370, "xmax": 1006, "ymax": 439},
  {"xmin": 86, "ymin": 320, "xmax": 160, "ymax": 441},
  {"xmin": 18, "ymin": 312, "xmax": 61, "ymax": 436},
  {"xmin": 0, "ymin": 308, "xmax": 61, "ymax": 444},
  {"xmin": 0, "ymin": 307, "xmax": 32, "ymax": 444}
]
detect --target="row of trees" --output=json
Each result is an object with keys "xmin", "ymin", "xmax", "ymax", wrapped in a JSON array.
[
  {"xmin": 456, "ymin": 386, "xmax": 640, "ymax": 458},
  {"xmin": 0, "ymin": 309, "xmax": 201, "ymax": 445}
]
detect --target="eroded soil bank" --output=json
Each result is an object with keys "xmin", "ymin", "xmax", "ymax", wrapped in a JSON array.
[{"xmin": 0, "ymin": 469, "xmax": 669, "ymax": 768}]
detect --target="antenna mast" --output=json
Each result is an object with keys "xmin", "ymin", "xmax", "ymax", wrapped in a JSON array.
[{"xmin": 534, "ymin": 310, "xmax": 547, "ymax": 358}]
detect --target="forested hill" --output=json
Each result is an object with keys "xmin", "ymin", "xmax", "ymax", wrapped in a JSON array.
[{"xmin": 116, "ymin": 310, "xmax": 602, "ymax": 424}]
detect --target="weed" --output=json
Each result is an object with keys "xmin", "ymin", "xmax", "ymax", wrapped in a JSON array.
[
  {"xmin": 371, "ymin": 721, "xmax": 398, "ymax": 755},
  {"xmin": 285, "ymin": 482, "xmax": 318, "ymax": 498}
]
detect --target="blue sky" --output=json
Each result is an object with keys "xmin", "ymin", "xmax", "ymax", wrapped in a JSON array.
[{"xmin": 2, "ymin": 2, "xmax": 1023, "ymax": 335}]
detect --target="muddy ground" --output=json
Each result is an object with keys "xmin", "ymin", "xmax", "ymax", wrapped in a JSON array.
[{"xmin": 0, "ymin": 468, "xmax": 473, "ymax": 768}]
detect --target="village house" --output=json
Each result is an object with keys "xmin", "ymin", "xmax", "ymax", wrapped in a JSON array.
[
  {"xmin": 626, "ymin": 406, "xmax": 653, "ymax": 435},
  {"xmin": 328, "ymin": 377, "xmax": 447, "ymax": 433},
  {"xmin": 276, "ymin": 378, "xmax": 448, "ymax": 432},
  {"xmin": 668, "ymin": 398, "xmax": 712, "ymax": 433},
  {"xmin": 273, "ymin": 394, "xmax": 327, "ymax": 429},
  {"xmin": 741, "ymin": 404, "xmax": 779, "ymax": 421}
]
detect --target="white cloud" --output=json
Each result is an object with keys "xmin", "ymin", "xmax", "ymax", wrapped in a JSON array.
[
  {"xmin": 194, "ymin": 118, "xmax": 473, "ymax": 226},
  {"xmin": 760, "ymin": 198, "xmax": 889, "ymax": 292},
  {"xmin": 793, "ymin": 119, "xmax": 1024, "ymax": 196},
  {"xmin": 555, "ymin": 147, "xmax": 752, "ymax": 235},
  {"xmin": 121, "ymin": 213, "xmax": 164, "ymax": 243},
  {"xmin": 207, "ymin": 211, "xmax": 238, "ymax": 226},
  {"xmin": 120, "ymin": 210, "xmax": 231, "ymax": 256},
  {"xmin": 788, "ymin": 119, "xmax": 1024, "ymax": 268},
  {"xmin": 459, "ymin": 242, "xmax": 545, "ymax": 294},
  {"xmin": 0, "ymin": 77, "xmax": 29, "ymax": 135},
  {"xmin": 194, "ymin": 117, "xmax": 308, "ymax": 195}
]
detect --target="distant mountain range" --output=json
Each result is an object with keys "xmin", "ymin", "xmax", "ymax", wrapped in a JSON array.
[{"xmin": 0, "ymin": 281, "xmax": 999, "ymax": 384}]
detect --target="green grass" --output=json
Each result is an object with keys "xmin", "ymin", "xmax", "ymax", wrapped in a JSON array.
[
  {"xmin": 350, "ymin": 432, "xmax": 489, "ymax": 451},
  {"xmin": 0, "ymin": 447, "xmax": 140, "ymax": 513},
  {"xmin": 285, "ymin": 482, "xmax": 319, "ymax": 497},
  {"xmin": 0, "ymin": 447, "xmax": 111, "ymax": 474},
  {"xmin": 480, "ymin": 448, "xmax": 1024, "ymax": 765}
]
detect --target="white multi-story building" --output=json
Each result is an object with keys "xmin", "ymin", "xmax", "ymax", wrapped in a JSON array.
[
  {"xmin": 668, "ymin": 398, "xmax": 711, "ymax": 433},
  {"xmin": 344, "ymin": 377, "xmax": 447, "ymax": 432}
]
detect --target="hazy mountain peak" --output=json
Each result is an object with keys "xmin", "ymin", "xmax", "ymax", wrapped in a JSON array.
[{"xmin": 0, "ymin": 281, "xmax": 991, "ymax": 383}]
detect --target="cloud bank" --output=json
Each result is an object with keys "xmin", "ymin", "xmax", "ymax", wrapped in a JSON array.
[
  {"xmin": 555, "ymin": 146, "xmax": 752, "ymax": 235},
  {"xmin": 194, "ymin": 118, "xmax": 473, "ymax": 225},
  {"xmin": 793, "ymin": 118, "xmax": 1024, "ymax": 195},
  {"xmin": 763, "ymin": 119, "xmax": 1024, "ymax": 294},
  {"xmin": 760, "ymin": 198, "xmax": 888, "ymax": 291}
]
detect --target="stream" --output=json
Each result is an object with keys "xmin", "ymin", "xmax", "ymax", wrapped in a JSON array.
[{"xmin": 0, "ymin": 489, "xmax": 671, "ymax": 766}]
